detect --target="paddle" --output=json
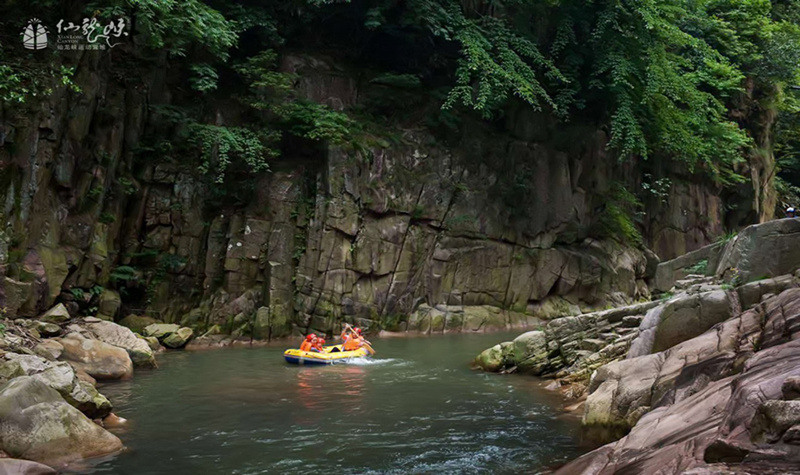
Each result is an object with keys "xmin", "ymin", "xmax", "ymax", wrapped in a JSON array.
[
  {"xmin": 362, "ymin": 340, "xmax": 376, "ymax": 355},
  {"xmin": 343, "ymin": 323, "xmax": 375, "ymax": 355}
]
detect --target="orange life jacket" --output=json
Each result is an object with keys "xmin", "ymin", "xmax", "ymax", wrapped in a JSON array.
[
  {"xmin": 300, "ymin": 340, "xmax": 312, "ymax": 351},
  {"xmin": 343, "ymin": 336, "xmax": 361, "ymax": 351}
]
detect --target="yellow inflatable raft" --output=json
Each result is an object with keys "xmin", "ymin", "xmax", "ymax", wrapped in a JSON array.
[{"xmin": 284, "ymin": 344, "xmax": 369, "ymax": 365}]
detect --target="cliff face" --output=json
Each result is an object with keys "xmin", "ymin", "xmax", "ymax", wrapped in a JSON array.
[{"xmin": 0, "ymin": 53, "xmax": 746, "ymax": 337}]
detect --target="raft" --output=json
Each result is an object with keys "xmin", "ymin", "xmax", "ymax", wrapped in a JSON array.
[{"xmin": 284, "ymin": 344, "xmax": 370, "ymax": 365}]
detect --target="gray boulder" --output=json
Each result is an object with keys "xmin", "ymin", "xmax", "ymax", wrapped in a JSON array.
[
  {"xmin": 33, "ymin": 340, "xmax": 64, "ymax": 360},
  {"xmin": 0, "ymin": 377, "xmax": 122, "ymax": 467},
  {"xmin": 654, "ymin": 242, "xmax": 723, "ymax": 292},
  {"xmin": 716, "ymin": 218, "xmax": 800, "ymax": 283},
  {"xmin": 474, "ymin": 342, "xmax": 510, "ymax": 372},
  {"xmin": 751, "ymin": 400, "xmax": 800, "ymax": 443},
  {"xmin": 628, "ymin": 289, "xmax": 737, "ymax": 357},
  {"xmin": 511, "ymin": 331, "xmax": 549, "ymax": 373},
  {"xmin": 57, "ymin": 333, "xmax": 133, "ymax": 380},
  {"xmin": 162, "ymin": 327, "xmax": 194, "ymax": 348},
  {"xmin": 95, "ymin": 289, "xmax": 121, "ymax": 321},
  {"xmin": 118, "ymin": 314, "xmax": 159, "ymax": 334},
  {"xmin": 38, "ymin": 304, "xmax": 70, "ymax": 324},
  {"xmin": 143, "ymin": 323, "xmax": 180, "ymax": 339},
  {"xmin": 84, "ymin": 319, "xmax": 156, "ymax": 367},
  {"xmin": 1, "ymin": 353, "xmax": 111, "ymax": 419}
]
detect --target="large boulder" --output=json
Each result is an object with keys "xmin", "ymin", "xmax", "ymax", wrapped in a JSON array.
[
  {"xmin": 38, "ymin": 304, "xmax": 71, "ymax": 324},
  {"xmin": 0, "ymin": 377, "xmax": 122, "ymax": 467},
  {"xmin": 751, "ymin": 400, "xmax": 800, "ymax": 443},
  {"xmin": 735, "ymin": 274, "xmax": 797, "ymax": 309},
  {"xmin": 628, "ymin": 289, "xmax": 737, "ymax": 357},
  {"xmin": 584, "ymin": 304, "xmax": 762, "ymax": 435},
  {"xmin": 474, "ymin": 342, "xmax": 510, "ymax": 372},
  {"xmin": 1, "ymin": 277, "xmax": 33, "ymax": 318},
  {"xmin": 33, "ymin": 340, "xmax": 64, "ymax": 360},
  {"xmin": 715, "ymin": 218, "xmax": 800, "ymax": 284},
  {"xmin": 118, "ymin": 314, "xmax": 159, "ymax": 334},
  {"xmin": 653, "ymin": 242, "xmax": 723, "ymax": 292},
  {"xmin": 511, "ymin": 330, "xmax": 549, "ymax": 373},
  {"xmin": 143, "ymin": 323, "xmax": 180, "ymax": 340},
  {"xmin": 56, "ymin": 333, "xmax": 133, "ymax": 380},
  {"xmin": 83, "ymin": 319, "xmax": 156, "ymax": 367},
  {"xmin": 1, "ymin": 353, "xmax": 111, "ymax": 419},
  {"xmin": 162, "ymin": 327, "xmax": 194, "ymax": 349}
]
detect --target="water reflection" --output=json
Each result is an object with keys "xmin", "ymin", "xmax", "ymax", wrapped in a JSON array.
[{"xmin": 294, "ymin": 365, "xmax": 366, "ymax": 415}]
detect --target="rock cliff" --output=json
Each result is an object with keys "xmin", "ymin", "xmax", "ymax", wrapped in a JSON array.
[{"xmin": 0, "ymin": 53, "xmax": 751, "ymax": 338}]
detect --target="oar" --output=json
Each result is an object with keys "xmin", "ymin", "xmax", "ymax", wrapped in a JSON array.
[{"xmin": 362, "ymin": 339, "xmax": 376, "ymax": 355}]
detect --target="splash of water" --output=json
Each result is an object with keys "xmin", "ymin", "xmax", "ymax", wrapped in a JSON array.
[{"xmin": 343, "ymin": 357, "xmax": 400, "ymax": 366}]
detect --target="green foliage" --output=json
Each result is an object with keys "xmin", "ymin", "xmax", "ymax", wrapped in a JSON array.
[
  {"xmin": 187, "ymin": 124, "xmax": 276, "ymax": 184},
  {"xmin": 0, "ymin": 62, "xmax": 79, "ymax": 105},
  {"xmin": 70, "ymin": 288, "xmax": 85, "ymax": 301},
  {"xmin": 118, "ymin": 177, "xmax": 139, "ymax": 196},
  {"xmin": 189, "ymin": 64, "xmax": 220, "ymax": 93},
  {"xmin": 594, "ymin": 184, "xmax": 644, "ymax": 245},
  {"xmin": 99, "ymin": 212, "xmax": 117, "ymax": 224},
  {"xmin": 716, "ymin": 231, "xmax": 738, "ymax": 244},
  {"xmin": 413, "ymin": 1, "xmax": 563, "ymax": 117},
  {"xmin": 686, "ymin": 259, "xmax": 709, "ymax": 274},
  {"xmin": 92, "ymin": 0, "xmax": 237, "ymax": 60},
  {"xmin": 370, "ymin": 73, "xmax": 422, "ymax": 89},
  {"xmin": 274, "ymin": 101, "xmax": 355, "ymax": 144},
  {"xmin": 110, "ymin": 265, "xmax": 139, "ymax": 285}
]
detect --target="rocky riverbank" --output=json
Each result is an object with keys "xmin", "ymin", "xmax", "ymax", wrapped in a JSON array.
[
  {"xmin": 476, "ymin": 218, "xmax": 800, "ymax": 473},
  {"xmin": 0, "ymin": 310, "xmax": 206, "ymax": 470}
]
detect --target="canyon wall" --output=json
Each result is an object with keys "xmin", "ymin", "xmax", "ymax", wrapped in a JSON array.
[{"xmin": 0, "ymin": 53, "xmax": 744, "ymax": 337}]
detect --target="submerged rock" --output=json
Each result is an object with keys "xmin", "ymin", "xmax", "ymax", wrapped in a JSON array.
[
  {"xmin": 0, "ymin": 458, "xmax": 57, "ymax": 474},
  {"xmin": 0, "ymin": 377, "xmax": 122, "ymax": 467},
  {"xmin": 57, "ymin": 332, "xmax": 133, "ymax": 380}
]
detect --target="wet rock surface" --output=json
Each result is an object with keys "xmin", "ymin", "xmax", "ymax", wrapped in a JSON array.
[{"xmin": 0, "ymin": 377, "xmax": 122, "ymax": 468}]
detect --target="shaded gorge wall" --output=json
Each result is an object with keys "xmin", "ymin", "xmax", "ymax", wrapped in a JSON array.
[{"xmin": 0, "ymin": 53, "xmax": 739, "ymax": 338}]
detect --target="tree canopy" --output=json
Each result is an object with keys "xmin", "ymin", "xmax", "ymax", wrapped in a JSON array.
[{"xmin": 2, "ymin": 0, "xmax": 800, "ymax": 189}]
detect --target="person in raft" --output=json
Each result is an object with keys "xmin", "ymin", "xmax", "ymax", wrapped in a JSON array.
[
  {"xmin": 299, "ymin": 334, "xmax": 315, "ymax": 352},
  {"xmin": 340, "ymin": 324, "xmax": 365, "ymax": 351},
  {"xmin": 311, "ymin": 337, "xmax": 325, "ymax": 352}
]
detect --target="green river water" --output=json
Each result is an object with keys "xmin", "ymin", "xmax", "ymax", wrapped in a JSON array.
[{"xmin": 82, "ymin": 332, "xmax": 588, "ymax": 474}]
